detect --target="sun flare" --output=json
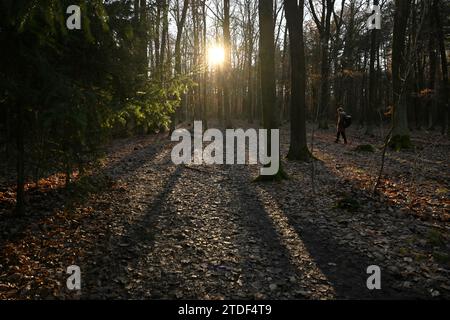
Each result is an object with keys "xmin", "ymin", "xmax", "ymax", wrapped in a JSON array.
[{"xmin": 207, "ymin": 45, "xmax": 225, "ymax": 66}]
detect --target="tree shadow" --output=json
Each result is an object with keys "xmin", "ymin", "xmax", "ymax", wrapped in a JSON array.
[
  {"xmin": 219, "ymin": 165, "xmax": 327, "ymax": 299},
  {"xmin": 79, "ymin": 164, "xmax": 184, "ymax": 299},
  {"xmin": 0, "ymin": 135, "xmax": 169, "ymax": 264},
  {"xmin": 254, "ymin": 161, "xmax": 427, "ymax": 299}
]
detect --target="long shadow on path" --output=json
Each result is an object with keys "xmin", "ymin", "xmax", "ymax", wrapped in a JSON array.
[
  {"xmin": 256, "ymin": 164, "xmax": 426, "ymax": 299},
  {"xmin": 80, "ymin": 163, "xmax": 184, "ymax": 298}
]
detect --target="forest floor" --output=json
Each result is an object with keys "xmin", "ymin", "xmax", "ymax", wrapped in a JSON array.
[{"xmin": 0, "ymin": 121, "xmax": 449, "ymax": 299}]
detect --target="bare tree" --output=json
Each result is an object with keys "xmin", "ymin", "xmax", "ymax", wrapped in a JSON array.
[
  {"xmin": 366, "ymin": 0, "xmax": 380, "ymax": 136},
  {"xmin": 257, "ymin": 0, "xmax": 287, "ymax": 180},
  {"xmin": 432, "ymin": 0, "xmax": 449, "ymax": 135},
  {"xmin": 285, "ymin": 0, "xmax": 311, "ymax": 161},
  {"xmin": 223, "ymin": 0, "xmax": 233, "ymax": 127},
  {"xmin": 308, "ymin": 0, "xmax": 344, "ymax": 129},
  {"xmin": 390, "ymin": 0, "xmax": 412, "ymax": 149},
  {"xmin": 170, "ymin": 0, "xmax": 190, "ymax": 133}
]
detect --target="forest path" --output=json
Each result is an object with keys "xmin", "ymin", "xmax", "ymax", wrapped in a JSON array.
[
  {"xmin": 79, "ymin": 133, "xmax": 374, "ymax": 299},
  {"xmin": 0, "ymin": 125, "xmax": 449, "ymax": 299},
  {"xmin": 77, "ymin": 125, "xmax": 448, "ymax": 299}
]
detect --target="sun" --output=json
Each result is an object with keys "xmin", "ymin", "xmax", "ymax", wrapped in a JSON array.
[{"xmin": 207, "ymin": 45, "xmax": 225, "ymax": 66}]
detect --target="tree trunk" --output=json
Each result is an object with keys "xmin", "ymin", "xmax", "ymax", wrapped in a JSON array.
[
  {"xmin": 170, "ymin": 0, "xmax": 189, "ymax": 133},
  {"xmin": 160, "ymin": 0, "xmax": 169, "ymax": 78},
  {"xmin": 391, "ymin": 0, "xmax": 412, "ymax": 149},
  {"xmin": 16, "ymin": 102, "xmax": 25, "ymax": 216},
  {"xmin": 140, "ymin": 0, "xmax": 148, "ymax": 77},
  {"xmin": 244, "ymin": 1, "xmax": 255, "ymax": 124},
  {"xmin": 433, "ymin": 0, "xmax": 449, "ymax": 134},
  {"xmin": 314, "ymin": 0, "xmax": 334, "ymax": 129},
  {"xmin": 285, "ymin": 0, "xmax": 310, "ymax": 161},
  {"xmin": 192, "ymin": 0, "xmax": 200, "ymax": 121},
  {"xmin": 427, "ymin": 9, "xmax": 437, "ymax": 131},
  {"xmin": 366, "ymin": 0, "xmax": 379, "ymax": 136},
  {"xmin": 223, "ymin": 0, "xmax": 233, "ymax": 128},
  {"xmin": 257, "ymin": 0, "xmax": 286, "ymax": 179},
  {"xmin": 201, "ymin": 0, "xmax": 208, "ymax": 128},
  {"xmin": 318, "ymin": 32, "xmax": 331, "ymax": 129},
  {"xmin": 154, "ymin": 1, "xmax": 161, "ymax": 67}
]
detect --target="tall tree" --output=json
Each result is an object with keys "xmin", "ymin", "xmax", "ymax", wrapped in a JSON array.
[
  {"xmin": 308, "ymin": 0, "xmax": 337, "ymax": 129},
  {"xmin": 432, "ymin": 0, "xmax": 449, "ymax": 134},
  {"xmin": 257, "ymin": 0, "xmax": 286, "ymax": 179},
  {"xmin": 285, "ymin": 0, "xmax": 311, "ymax": 161},
  {"xmin": 427, "ymin": 0, "xmax": 437, "ymax": 130},
  {"xmin": 192, "ymin": 0, "xmax": 201, "ymax": 121},
  {"xmin": 366, "ymin": 0, "xmax": 380, "ymax": 136},
  {"xmin": 242, "ymin": 0, "xmax": 257, "ymax": 124},
  {"xmin": 390, "ymin": 0, "xmax": 412, "ymax": 149},
  {"xmin": 201, "ymin": 0, "xmax": 208, "ymax": 128},
  {"xmin": 170, "ymin": 0, "xmax": 190, "ymax": 133},
  {"xmin": 223, "ymin": 0, "xmax": 233, "ymax": 128},
  {"xmin": 134, "ymin": 0, "xmax": 149, "ymax": 77},
  {"xmin": 160, "ymin": 0, "xmax": 169, "ymax": 78},
  {"xmin": 259, "ymin": 0, "xmax": 276, "ymax": 131}
]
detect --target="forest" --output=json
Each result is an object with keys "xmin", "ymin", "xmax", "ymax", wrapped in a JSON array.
[{"xmin": 0, "ymin": 0, "xmax": 449, "ymax": 300}]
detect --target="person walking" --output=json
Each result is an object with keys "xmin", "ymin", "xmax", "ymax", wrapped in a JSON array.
[{"xmin": 335, "ymin": 107, "xmax": 348, "ymax": 144}]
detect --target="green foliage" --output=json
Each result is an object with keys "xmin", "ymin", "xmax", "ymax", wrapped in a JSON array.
[
  {"xmin": 0, "ymin": 0, "xmax": 188, "ymax": 194},
  {"xmin": 107, "ymin": 75, "xmax": 190, "ymax": 136}
]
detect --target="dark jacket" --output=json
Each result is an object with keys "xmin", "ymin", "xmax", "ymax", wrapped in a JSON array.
[{"xmin": 337, "ymin": 111, "xmax": 346, "ymax": 132}]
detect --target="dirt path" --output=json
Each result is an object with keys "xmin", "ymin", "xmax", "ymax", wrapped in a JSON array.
[{"xmin": 0, "ymin": 126, "xmax": 449, "ymax": 299}]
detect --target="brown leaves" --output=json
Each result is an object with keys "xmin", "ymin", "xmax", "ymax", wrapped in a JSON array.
[{"xmin": 0, "ymin": 126, "xmax": 449, "ymax": 300}]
